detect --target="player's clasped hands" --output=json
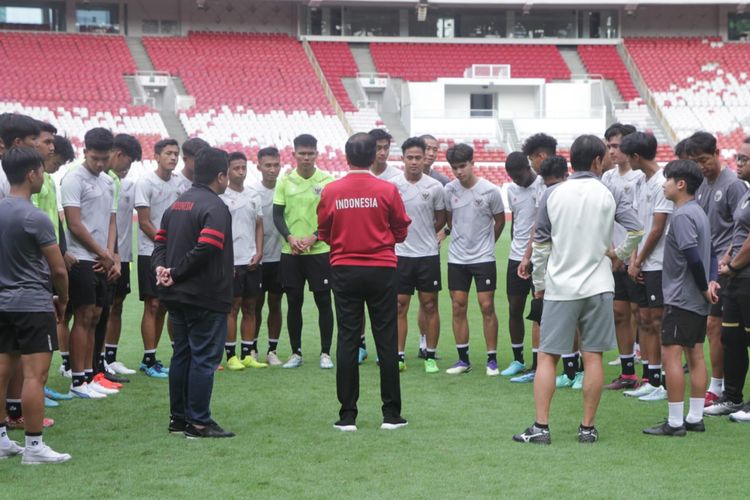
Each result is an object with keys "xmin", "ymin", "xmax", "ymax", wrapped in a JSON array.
[{"xmin": 155, "ymin": 266, "xmax": 174, "ymax": 287}]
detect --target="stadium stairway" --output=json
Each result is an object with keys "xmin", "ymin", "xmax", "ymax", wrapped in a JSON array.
[
  {"xmin": 126, "ymin": 37, "xmax": 154, "ymax": 71},
  {"xmin": 559, "ymin": 47, "xmax": 588, "ymax": 77},
  {"xmin": 350, "ymin": 44, "xmax": 378, "ymax": 74}
]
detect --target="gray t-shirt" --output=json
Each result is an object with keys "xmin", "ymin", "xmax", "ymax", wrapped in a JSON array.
[
  {"xmin": 116, "ymin": 178, "xmax": 135, "ymax": 262},
  {"xmin": 375, "ymin": 165, "xmax": 403, "ymax": 182},
  {"xmin": 444, "ymin": 178, "xmax": 505, "ymax": 264},
  {"xmin": 428, "ymin": 168, "xmax": 451, "ymax": 186},
  {"xmin": 634, "ymin": 169, "xmax": 673, "ymax": 271},
  {"xmin": 220, "ymin": 186, "xmax": 262, "ymax": 266},
  {"xmin": 730, "ymin": 190, "xmax": 750, "ymax": 279},
  {"xmin": 252, "ymin": 181, "xmax": 282, "ymax": 263},
  {"xmin": 60, "ymin": 165, "xmax": 116, "ymax": 261},
  {"xmin": 506, "ymin": 175, "xmax": 545, "ymax": 261},
  {"xmin": 662, "ymin": 200, "xmax": 712, "ymax": 316},
  {"xmin": 134, "ymin": 171, "xmax": 183, "ymax": 256},
  {"xmin": 391, "ymin": 173, "xmax": 445, "ymax": 258},
  {"xmin": 696, "ymin": 167, "xmax": 748, "ymax": 256},
  {"xmin": 0, "ymin": 196, "xmax": 56, "ymax": 312},
  {"xmin": 602, "ymin": 168, "xmax": 644, "ymax": 258}
]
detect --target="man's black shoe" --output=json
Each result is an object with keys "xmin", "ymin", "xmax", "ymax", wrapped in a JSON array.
[
  {"xmin": 643, "ymin": 421, "xmax": 686, "ymax": 437},
  {"xmin": 169, "ymin": 417, "xmax": 187, "ymax": 434},
  {"xmin": 104, "ymin": 372, "xmax": 130, "ymax": 384},
  {"xmin": 184, "ymin": 422, "xmax": 235, "ymax": 439},
  {"xmin": 685, "ymin": 419, "xmax": 705, "ymax": 432}
]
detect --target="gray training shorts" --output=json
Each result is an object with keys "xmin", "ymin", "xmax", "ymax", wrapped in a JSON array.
[{"xmin": 539, "ymin": 292, "xmax": 616, "ymax": 355}]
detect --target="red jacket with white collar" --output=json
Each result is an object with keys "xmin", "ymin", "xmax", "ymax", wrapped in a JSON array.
[{"xmin": 317, "ymin": 170, "xmax": 410, "ymax": 267}]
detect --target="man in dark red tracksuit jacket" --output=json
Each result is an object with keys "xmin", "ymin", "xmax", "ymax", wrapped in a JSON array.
[
  {"xmin": 317, "ymin": 132, "xmax": 411, "ymax": 432},
  {"xmin": 152, "ymin": 147, "xmax": 235, "ymax": 439}
]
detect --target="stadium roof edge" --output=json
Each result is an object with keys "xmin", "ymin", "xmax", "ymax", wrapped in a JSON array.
[
  {"xmin": 307, "ymin": 1, "xmax": 746, "ymax": 5},
  {"xmin": 302, "ymin": 35, "xmax": 621, "ymax": 45}
]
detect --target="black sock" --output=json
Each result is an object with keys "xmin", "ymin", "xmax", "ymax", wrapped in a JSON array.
[
  {"xmin": 398, "ymin": 353, "xmax": 405, "ymax": 362},
  {"xmin": 457, "ymin": 345, "xmax": 469, "ymax": 364},
  {"xmin": 72, "ymin": 372, "xmax": 86, "ymax": 387},
  {"xmin": 641, "ymin": 361, "xmax": 650, "ymax": 380},
  {"xmin": 359, "ymin": 335, "xmax": 366, "ymax": 350},
  {"xmin": 142, "ymin": 350, "xmax": 156, "ymax": 368},
  {"xmin": 426, "ymin": 349, "xmax": 436, "ymax": 360},
  {"xmin": 104, "ymin": 345, "xmax": 118, "ymax": 364},
  {"xmin": 620, "ymin": 355, "xmax": 636, "ymax": 376},
  {"xmin": 6, "ymin": 400, "xmax": 22, "ymax": 419},
  {"xmin": 512, "ymin": 344, "xmax": 524, "ymax": 364},
  {"xmin": 241, "ymin": 341, "xmax": 256, "ymax": 359},
  {"xmin": 225, "ymin": 343, "xmax": 236, "ymax": 360},
  {"xmin": 268, "ymin": 339, "xmax": 279, "ymax": 353},
  {"xmin": 487, "ymin": 351, "xmax": 497, "ymax": 363},
  {"xmin": 648, "ymin": 366, "xmax": 662, "ymax": 387},
  {"xmin": 534, "ymin": 421, "xmax": 549, "ymax": 430},
  {"xmin": 97, "ymin": 353, "xmax": 106, "ymax": 373},
  {"xmin": 531, "ymin": 350, "xmax": 538, "ymax": 372},
  {"xmin": 563, "ymin": 355, "xmax": 577, "ymax": 380},
  {"xmin": 60, "ymin": 352, "xmax": 70, "ymax": 371},
  {"xmin": 84, "ymin": 370, "xmax": 93, "ymax": 384},
  {"xmin": 580, "ymin": 424, "xmax": 595, "ymax": 431}
]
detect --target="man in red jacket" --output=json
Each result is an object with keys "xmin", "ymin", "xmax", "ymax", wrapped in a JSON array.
[{"xmin": 318, "ymin": 132, "xmax": 411, "ymax": 432}]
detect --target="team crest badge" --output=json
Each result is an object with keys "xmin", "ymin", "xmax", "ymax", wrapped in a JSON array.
[
  {"xmin": 714, "ymin": 190, "xmax": 723, "ymax": 202},
  {"xmin": 421, "ymin": 191, "xmax": 430, "ymax": 200},
  {"xmin": 313, "ymin": 185, "xmax": 323, "ymax": 195},
  {"xmin": 474, "ymin": 198, "xmax": 484, "ymax": 207}
]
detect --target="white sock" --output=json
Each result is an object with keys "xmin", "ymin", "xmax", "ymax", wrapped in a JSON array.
[
  {"xmin": 686, "ymin": 398, "xmax": 704, "ymax": 424},
  {"xmin": 419, "ymin": 335, "xmax": 427, "ymax": 350},
  {"xmin": 708, "ymin": 377, "xmax": 723, "ymax": 396},
  {"xmin": 25, "ymin": 434, "xmax": 43, "ymax": 449},
  {"xmin": 668, "ymin": 401, "xmax": 684, "ymax": 428}
]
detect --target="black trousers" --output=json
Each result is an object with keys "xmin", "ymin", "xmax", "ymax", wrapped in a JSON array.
[
  {"xmin": 721, "ymin": 277, "xmax": 750, "ymax": 402},
  {"xmin": 332, "ymin": 265, "xmax": 401, "ymax": 423}
]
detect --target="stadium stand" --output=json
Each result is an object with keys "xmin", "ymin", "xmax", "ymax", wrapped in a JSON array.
[
  {"xmin": 0, "ymin": 32, "xmax": 167, "ymax": 159},
  {"xmin": 577, "ymin": 45, "xmax": 639, "ymax": 101}
]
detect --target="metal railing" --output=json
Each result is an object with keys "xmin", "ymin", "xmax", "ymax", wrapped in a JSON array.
[{"xmin": 301, "ymin": 38, "xmax": 352, "ymax": 135}]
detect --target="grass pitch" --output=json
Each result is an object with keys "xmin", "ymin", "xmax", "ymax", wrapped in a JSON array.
[{"xmin": 3, "ymin": 232, "xmax": 748, "ymax": 499}]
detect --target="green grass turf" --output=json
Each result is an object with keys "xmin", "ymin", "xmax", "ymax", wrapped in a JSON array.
[{"xmin": 3, "ymin": 231, "xmax": 749, "ymax": 498}]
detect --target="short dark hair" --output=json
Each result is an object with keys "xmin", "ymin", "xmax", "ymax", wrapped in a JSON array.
[
  {"xmin": 446, "ymin": 143, "xmax": 474, "ymax": 165},
  {"xmin": 84, "ymin": 127, "xmax": 114, "ymax": 151},
  {"xmin": 619, "ymin": 132, "xmax": 657, "ymax": 161},
  {"xmin": 604, "ymin": 122, "xmax": 636, "ymax": 141},
  {"xmin": 154, "ymin": 138, "xmax": 179, "ymax": 156},
  {"xmin": 293, "ymin": 134, "xmax": 317, "ymax": 149},
  {"xmin": 228, "ymin": 151, "xmax": 247, "ymax": 163},
  {"xmin": 0, "ymin": 114, "xmax": 40, "ymax": 148},
  {"xmin": 418, "ymin": 134, "xmax": 437, "ymax": 143},
  {"xmin": 504, "ymin": 151, "xmax": 530, "ymax": 174},
  {"xmin": 664, "ymin": 159, "xmax": 704, "ymax": 195},
  {"xmin": 369, "ymin": 128, "xmax": 392, "ymax": 143},
  {"xmin": 570, "ymin": 135, "xmax": 606, "ymax": 171},
  {"xmin": 2, "ymin": 146, "xmax": 44, "ymax": 184},
  {"xmin": 182, "ymin": 137, "xmax": 210, "ymax": 158},
  {"xmin": 257, "ymin": 146, "xmax": 280, "ymax": 162},
  {"xmin": 37, "ymin": 121, "xmax": 57, "ymax": 135},
  {"xmin": 674, "ymin": 138, "xmax": 689, "ymax": 159},
  {"xmin": 685, "ymin": 131, "xmax": 717, "ymax": 157},
  {"xmin": 113, "ymin": 134, "xmax": 142, "ymax": 162},
  {"xmin": 345, "ymin": 132, "xmax": 376, "ymax": 168},
  {"xmin": 401, "ymin": 137, "xmax": 426, "ymax": 154},
  {"xmin": 540, "ymin": 155, "xmax": 569, "ymax": 179},
  {"xmin": 194, "ymin": 147, "xmax": 229, "ymax": 185},
  {"xmin": 522, "ymin": 133, "xmax": 557, "ymax": 157},
  {"xmin": 53, "ymin": 135, "xmax": 75, "ymax": 163}
]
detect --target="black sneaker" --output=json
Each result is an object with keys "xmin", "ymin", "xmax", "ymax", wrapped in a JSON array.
[
  {"xmin": 104, "ymin": 372, "xmax": 130, "ymax": 384},
  {"xmin": 417, "ymin": 348, "xmax": 427, "ymax": 359},
  {"xmin": 333, "ymin": 419, "xmax": 357, "ymax": 432},
  {"xmin": 513, "ymin": 424, "xmax": 551, "ymax": 444},
  {"xmin": 184, "ymin": 422, "xmax": 235, "ymax": 439},
  {"xmin": 169, "ymin": 417, "xmax": 187, "ymax": 434},
  {"xmin": 643, "ymin": 421, "xmax": 686, "ymax": 437},
  {"xmin": 685, "ymin": 419, "xmax": 705, "ymax": 432},
  {"xmin": 380, "ymin": 416, "xmax": 408, "ymax": 430},
  {"xmin": 578, "ymin": 425, "xmax": 599, "ymax": 443}
]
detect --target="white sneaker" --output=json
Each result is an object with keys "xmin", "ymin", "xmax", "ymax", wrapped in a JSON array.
[
  {"xmin": 608, "ymin": 358, "xmax": 620, "ymax": 366},
  {"xmin": 266, "ymin": 351, "xmax": 283, "ymax": 366},
  {"xmin": 638, "ymin": 385, "xmax": 667, "ymax": 401},
  {"xmin": 106, "ymin": 361, "xmax": 136, "ymax": 375},
  {"xmin": 282, "ymin": 354, "xmax": 303, "ymax": 369},
  {"xmin": 58, "ymin": 365, "xmax": 71, "ymax": 378},
  {"xmin": 729, "ymin": 403, "xmax": 750, "ymax": 422},
  {"xmin": 0, "ymin": 440, "xmax": 24, "ymax": 459},
  {"xmin": 70, "ymin": 383, "xmax": 106, "ymax": 399},
  {"xmin": 624, "ymin": 382, "xmax": 658, "ymax": 398},
  {"xmin": 21, "ymin": 443, "xmax": 71, "ymax": 465},
  {"xmin": 320, "ymin": 353, "xmax": 334, "ymax": 369},
  {"xmin": 89, "ymin": 381, "xmax": 119, "ymax": 395}
]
